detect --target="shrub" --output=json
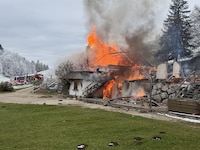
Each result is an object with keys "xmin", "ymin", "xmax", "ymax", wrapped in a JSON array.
[{"xmin": 0, "ymin": 82, "xmax": 14, "ymax": 92}]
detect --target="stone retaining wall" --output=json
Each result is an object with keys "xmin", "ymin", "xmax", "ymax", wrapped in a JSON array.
[{"xmin": 151, "ymin": 81, "xmax": 180, "ymax": 103}]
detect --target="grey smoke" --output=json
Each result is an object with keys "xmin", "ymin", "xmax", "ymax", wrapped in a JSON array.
[{"xmin": 83, "ymin": 0, "xmax": 168, "ymax": 64}]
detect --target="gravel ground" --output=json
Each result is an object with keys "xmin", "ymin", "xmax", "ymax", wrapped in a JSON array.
[{"xmin": 0, "ymin": 86, "xmax": 177, "ymax": 122}]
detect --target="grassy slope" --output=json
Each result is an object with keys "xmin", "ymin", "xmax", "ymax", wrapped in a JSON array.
[{"xmin": 0, "ymin": 103, "xmax": 200, "ymax": 150}]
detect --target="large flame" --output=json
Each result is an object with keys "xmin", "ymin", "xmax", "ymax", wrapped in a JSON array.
[
  {"xmin": 87, "ymin": 25, "xmax": 148, "ymax": 99},
  {"xmin": 103, "ymin": 80, "xmax": 115, "ymax": 99},
  {"xmin": 87, "ymin": 25, "xmax": 128, "ymax": 67}
]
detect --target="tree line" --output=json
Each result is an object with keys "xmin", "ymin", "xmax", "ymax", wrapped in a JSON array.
[{"xmin": 0, "ymin": 46, "xmax": 49, "ymax": 77}]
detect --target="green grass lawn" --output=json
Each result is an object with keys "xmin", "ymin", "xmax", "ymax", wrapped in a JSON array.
[{"xmin": 0, "ymin": 103, "xmax": 200, "ymax": 150}]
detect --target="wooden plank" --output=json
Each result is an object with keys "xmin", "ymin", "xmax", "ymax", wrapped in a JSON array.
[{"xmin": 168, "ymin": 99, "xmax": 200, "ymax": 114}]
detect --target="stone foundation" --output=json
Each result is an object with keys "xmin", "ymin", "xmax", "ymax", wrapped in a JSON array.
[{"xmin": 151, "ymin": 81, "xmax": 180, "ymax": 103}]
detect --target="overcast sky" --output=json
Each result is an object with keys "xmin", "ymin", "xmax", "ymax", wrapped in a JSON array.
[{"xmin": 0, "ymin": 0, "xmax": 198, "ymax": 68}]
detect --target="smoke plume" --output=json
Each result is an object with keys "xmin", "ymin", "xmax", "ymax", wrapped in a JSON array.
[{"xmin": 83, "ymin": 0, "xmax": 168, "ymax": 64}]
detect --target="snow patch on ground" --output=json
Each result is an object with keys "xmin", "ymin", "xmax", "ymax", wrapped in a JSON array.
[
  {"xmin": 158, "ymin": 113, "xmax": 200, "ymax": 123},
  {"xmin": 13, "ymin": 84, "xmax": 33, "ymax": 89},
  {"xmin": 165, "ymin": 114, "xmax": 200, "ymax": 123}
]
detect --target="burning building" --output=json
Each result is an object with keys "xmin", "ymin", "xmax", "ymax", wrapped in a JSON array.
[
  {"xmin": 61, "ymin": 1, "xmax": 163, "ymax": 100},
  {"xmin": 63, "ymin": 25, "xmax": 155, "ymax": 100}
]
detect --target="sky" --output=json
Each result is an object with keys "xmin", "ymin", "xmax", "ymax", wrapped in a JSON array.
[{"xmin": 0, "ymin": 0, "xmax": 198, "ymax": 68}]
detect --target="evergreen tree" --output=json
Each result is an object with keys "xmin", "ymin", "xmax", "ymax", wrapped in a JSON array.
[
  {"xmin": 156, "ymin": 0, "xmax": 193, "ymax": 62},
  {"xmin": 190, "ymin": 5, "xmax": 200, "ymax": 48}
]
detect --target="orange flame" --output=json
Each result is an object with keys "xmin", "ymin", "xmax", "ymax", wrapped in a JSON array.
[
  {"xmin": 103, "ymin": 80, "xmax": 115, "ymax": 99},
  {"xmin": 127, "ymin": 68, "xmax": 145, "ymax": 81},
  {"xmin": 87, "ymin": 25, "xmax": 148, "ymax": 99},
  {"xmin": 134, "ymin": 88, "xmax": 146, "ymax": 98},
  {"xmin": 87, "ymin": 25, "xmax": 127, "ymax": 67}
]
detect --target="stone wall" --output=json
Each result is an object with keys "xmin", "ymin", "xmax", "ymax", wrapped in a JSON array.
[
  {"xmin": 151, "ymin": 81, "xmax": 180, "ymax": 103},
  {"xmin": 122, "ymin": 79, "xmax": 182, "ymax": 103}
]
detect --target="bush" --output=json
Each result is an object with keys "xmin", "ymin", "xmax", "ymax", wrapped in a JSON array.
[{"xmin": 0, "ymin": 82, "xmax": 14, "ymax": 92}]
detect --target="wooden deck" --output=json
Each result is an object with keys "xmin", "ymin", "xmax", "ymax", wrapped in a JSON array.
[{"xmin": 168, "ymin": 99, "xmax": 200, "ymax": 115}]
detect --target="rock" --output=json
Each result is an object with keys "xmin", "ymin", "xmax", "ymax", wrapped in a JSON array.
[
  {"xmin": 161, "ymin": 84, "xmax": 169, "ymax": 92},
  {"xmin": 167, "ymin": 88, "xmax": 172, "ymax": 94},
  {"xmin": 161, "ymin": 92, "xmax": 168, "ymax": 99},
  {"xmin": 170, "ymin": 93, "xmax": 176, "ymax": 99},
  {"xmin": 174, "ymin": 84, "xmax": 180, "ymax": 89},
  {"xmin": 108, "ymin": 141, "xmax": 118, "ymax": 146},
  {"xmin": 168, "ymin": 94, "xmax": 173, "ymax": 99},
  {"xmin": 152, "ymin": 136, "xmax": 162, "ymax": 140},
  {"xmin": 151, "ymin": 89, "xmax": 157, "ymax": 96},
  {"xmin": 156, "ymin": 89, "xmax": 161, "ymax": 94},
  {"xmin": 156, "ymin": 83, "xmax": 163, "ymax": 89},
  {"xmin": 169, "ymin": 83, "xmax": 174, "ymax": 88},
  {"xmin": 77, "ymin": 144, "xmax": 88, "ymax": 150},
  {"xmin": 153, "ymin": 94, "xmax": 162, "ymax": 103},
  {"xmin": 153, "ymin": 85, "xmax": 157, "ymax": 90}
]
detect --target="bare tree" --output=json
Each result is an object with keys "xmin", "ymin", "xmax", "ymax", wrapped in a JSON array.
[
  {"xmin": 55, "ymin": 60, "xmax": 75, "ymax": 95},
  {"xmin": 55, "ymin": 60, "xmax": 74, "ymax": 80}
]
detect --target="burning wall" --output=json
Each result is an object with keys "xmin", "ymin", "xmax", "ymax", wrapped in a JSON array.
[{"xmin": 122, "ymin": 79, "xmax": 150, "ymax": 98}]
